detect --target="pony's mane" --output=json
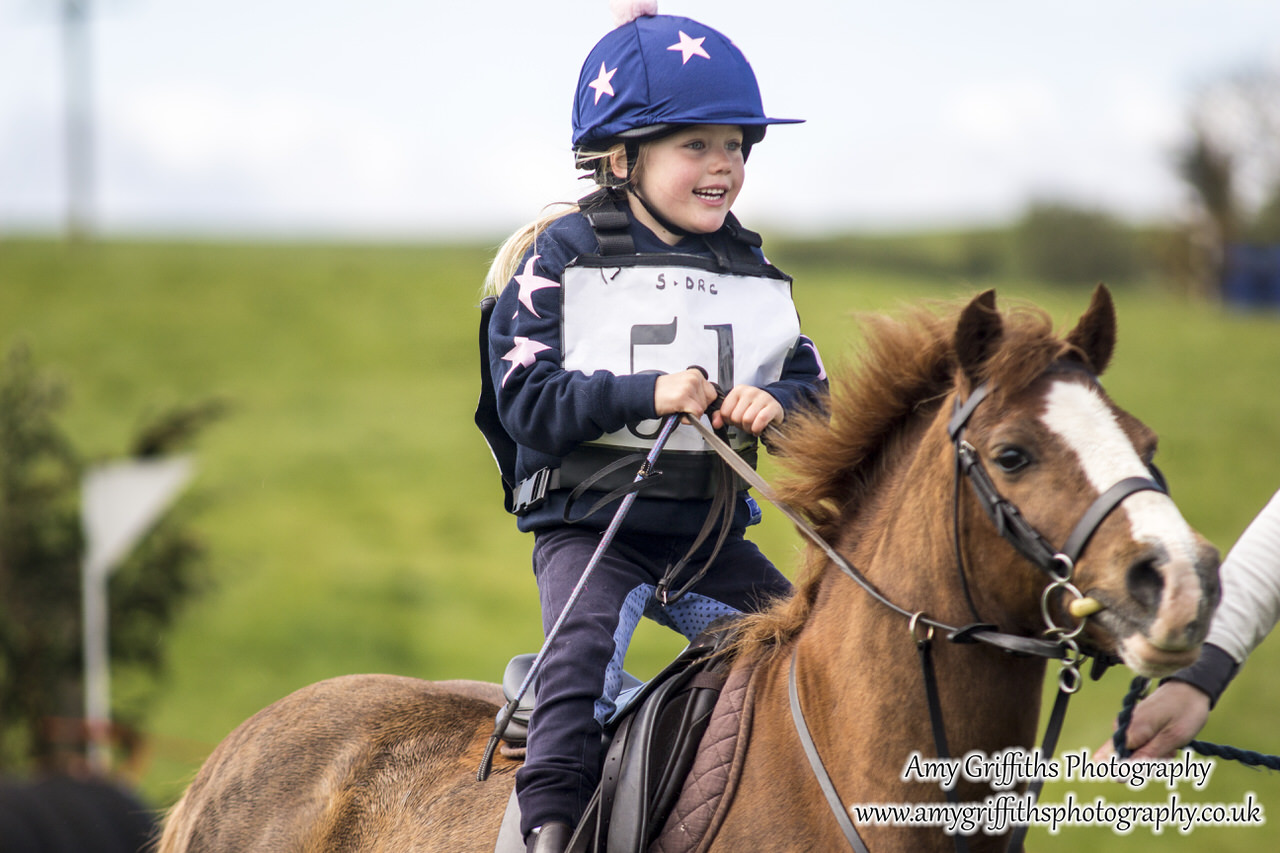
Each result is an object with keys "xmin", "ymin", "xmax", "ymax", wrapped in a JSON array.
[{"xmin": 729, "ymin": 298, "xmax": 1080, "ymax": 661}]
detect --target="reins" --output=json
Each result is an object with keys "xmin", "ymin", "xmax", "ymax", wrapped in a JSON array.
[
  {"xmin": 685, "ymin": 411, "xmax": 1069, "ymax": 853},
  {"xmin": 685, "ymin": 371, "xmax": 1169, "ymax": 853},
  {"xmin": 681, "ymin": 413, "xmax": 1070, "ymax": 660}
]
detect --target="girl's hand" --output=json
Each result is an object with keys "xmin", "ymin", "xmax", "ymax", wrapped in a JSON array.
[
  {"xmin": 654, "ymin": 368, "xmax": 718, "ymax": 418},
  {"xmin": 713, "ymin": 386, "xmax": 783, "ymax": 436},
  {"xmin": 1093, "ymin": 680, "xmax": 1211, "ymax": 760}
]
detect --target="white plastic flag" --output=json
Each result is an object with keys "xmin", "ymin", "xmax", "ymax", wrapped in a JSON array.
[
  {"xmin": 81, "ymin": 455, "xmax": 193, "ymax": 772},
  {"xmin": 82, "ymin": 456, "xmax": 194, "ymax": 578}
]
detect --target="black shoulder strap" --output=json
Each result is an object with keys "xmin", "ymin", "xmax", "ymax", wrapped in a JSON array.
[
  {"xmin": 578, "ymin": 188, "xmax": 635, "ymax": 256},
  {"xmin": 693, "ymin": 210, "xmax": 779, "ymax": 273},
  {"xmin": 577, "ymin": 187, "xmax": 777, "ymax": 274},
  {"xmin": 707, "ymin": 211, "xmax": 768, "ymax": 269},
  {"xmin": 723, "ymin": 212, "xmax": 763, "ymax": 249},
  {"xmin": 475, "ymin": 296, "xmax": 519, "ymax": 513}
]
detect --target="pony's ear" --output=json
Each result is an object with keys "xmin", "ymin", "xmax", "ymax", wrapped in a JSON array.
[
  {"xmin": 955, "ymin": 289, "xmax": 1002, "ymax": 384},
  {"xmin": 1066, "ymin": 284, "xmax": 1117, "ymax": 375}
]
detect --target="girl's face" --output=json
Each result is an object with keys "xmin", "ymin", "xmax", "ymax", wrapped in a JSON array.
[{"xmin": 615, "ymin": 124, "xmax": 746, "ymax": 244}]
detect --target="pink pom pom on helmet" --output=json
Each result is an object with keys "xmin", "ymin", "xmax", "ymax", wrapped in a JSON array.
[{"xmin": 610, "ymin": 0, "xmax": 659, "ymax": 27}]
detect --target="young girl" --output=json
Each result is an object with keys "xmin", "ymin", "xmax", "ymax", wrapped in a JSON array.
[{"xmin": 482, "ymin": 6, "xmax": 826, "ymax": 850}]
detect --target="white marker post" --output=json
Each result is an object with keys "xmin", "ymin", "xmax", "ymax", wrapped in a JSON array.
[{"xmin": 80, "ymin": 455, "xmax": 193, "ymax": 774}]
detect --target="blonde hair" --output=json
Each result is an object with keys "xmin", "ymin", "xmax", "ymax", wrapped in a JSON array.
[{"xmin": 482, "ymin": 143, "xmax": 636, "ymax": 297}]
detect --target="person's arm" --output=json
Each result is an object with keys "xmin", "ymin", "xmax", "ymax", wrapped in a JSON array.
[
  {"xmin": 1097, "ymin": 489, "xmax": 1280, "ymax": 758},
  {"xmin": 763, "ymin": 334, "xmax": 827, "ymax": 415},
  {"xmin": 1203, "ymin": 489, "xmax": 1280, "ymax": 662}
]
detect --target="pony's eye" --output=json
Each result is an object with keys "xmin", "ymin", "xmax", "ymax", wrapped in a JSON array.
[{"xmin": 993, "ymin": 447, "xmax": 1032, "ymax": 474}]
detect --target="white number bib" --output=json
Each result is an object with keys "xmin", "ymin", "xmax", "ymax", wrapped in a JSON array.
[{"xmin": 562, "ymin": 259, "xmax": 800, "ymax": 453}]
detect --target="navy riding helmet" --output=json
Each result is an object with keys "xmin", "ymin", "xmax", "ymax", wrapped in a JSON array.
[{"xmin": 570, "ymin": 13, "xmax": 802, "ymax": 160}]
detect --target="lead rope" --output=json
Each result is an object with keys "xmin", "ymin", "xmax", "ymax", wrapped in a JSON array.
[{"xmin": 1112, "ymin": 677, "xmax": 1280, "ymax": 769}]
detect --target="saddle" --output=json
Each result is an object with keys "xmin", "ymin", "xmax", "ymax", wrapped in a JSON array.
[{"xmin": 493, "ymin": 626, "xmax": 735, "ymax": 853}]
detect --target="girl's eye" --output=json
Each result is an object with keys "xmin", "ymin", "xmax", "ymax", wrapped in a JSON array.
[
  {"xmin": 685, "ymin": 140, "xmax": 705, "ymax": 151},
  {"xmin": 993, "ymin": 447, "xmax": 1032, "ymax": 474},
  {"xmin": 726, "ymin": 140, "xmax": 742, "ymax": 152}
]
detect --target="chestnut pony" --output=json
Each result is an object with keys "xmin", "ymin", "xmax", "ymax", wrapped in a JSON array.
[{"xmin": 159, "ymin": 287, "xmax": 1218, "ymax": 852}]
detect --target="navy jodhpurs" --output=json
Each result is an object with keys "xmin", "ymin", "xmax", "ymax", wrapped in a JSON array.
[{"xmin": 515, "ymin": 524, "xmax": 792, "ymax": 836}]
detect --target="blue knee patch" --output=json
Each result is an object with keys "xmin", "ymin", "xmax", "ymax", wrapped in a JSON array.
[
  {"xmin": 647, "ymin": 592, "xmax": 739, "ymax": 638},
  {"xmin": 594, "ymin": 584, "xmax": 652, "ymax": 724},
  {"xmin": 593, "ymin": 588, "xmax": 740, "ymax": 725}
]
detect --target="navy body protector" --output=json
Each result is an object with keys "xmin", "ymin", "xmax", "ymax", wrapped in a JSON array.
[{"xmin": 474, "ymin": 187, "xmax": 769, "ymax": 518}]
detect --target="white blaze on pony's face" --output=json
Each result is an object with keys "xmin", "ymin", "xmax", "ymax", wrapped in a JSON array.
[{"xmin": 1041, "ymin": 378, "xmax": 1216, "ymax": 675}]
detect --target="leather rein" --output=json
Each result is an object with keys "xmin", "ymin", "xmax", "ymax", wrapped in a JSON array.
[{"xmin": 681, "ymin": 373, "xmax": 1167, "ymax": 853}]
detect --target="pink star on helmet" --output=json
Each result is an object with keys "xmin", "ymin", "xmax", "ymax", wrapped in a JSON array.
[
  {"xmin": 513, "ymin": 254, "xmax": 560, "ymax": 318},
  {"xmin": 667, "ymin": 31, "xmax": 710, "ymax": 64},
  {"xmin": 501, "ymin": 336, "xmax": 552, "ymax": 387},
  {"xmin": 588, "ymin": 61, "xmax": 617, "ymax": 105}
]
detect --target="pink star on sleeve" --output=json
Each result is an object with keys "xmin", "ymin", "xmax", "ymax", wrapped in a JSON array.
[
  {"xmin": 514, "ymin": 254, "xmax": 560, "ymax": 318},
  {"xmin": 501, "ymin": 336, "xmax": 552, "ymax": 387}
]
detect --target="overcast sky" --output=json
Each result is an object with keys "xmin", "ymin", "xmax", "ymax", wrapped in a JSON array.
[{"xmin": 3, "ymin": 0, "xmax": 1279, "ymax": 240}]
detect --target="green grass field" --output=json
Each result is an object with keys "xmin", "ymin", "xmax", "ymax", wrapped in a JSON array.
[{"xmin": 2, "ymin": 236, "xmax": 1278, "ymax": 849}]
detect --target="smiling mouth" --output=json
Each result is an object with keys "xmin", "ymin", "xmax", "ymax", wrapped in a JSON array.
[{"xmin": 693, "ymin": 188, "xmax": 727, "ymax": 202}]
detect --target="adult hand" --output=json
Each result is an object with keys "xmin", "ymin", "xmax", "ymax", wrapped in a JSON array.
[
  {"xmin": 713, "ymin": 386, "xmax": 783, "ymax": 436},
  {"xmin": 654, "ymin": 368, "xmax": 718, "ymax": 419},
  {"xmin": 1094, "ymin": 680, "xmax": 1211, "ymax": 760}
]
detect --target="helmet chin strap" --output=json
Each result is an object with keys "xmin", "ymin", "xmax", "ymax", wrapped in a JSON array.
[
  {"xmin": 622, "ymin": 139, "xmax": 696, "ymax": 240},
  {"xmin": 629, "ymin": 186, "xmax": 694, "ymax": 240}
]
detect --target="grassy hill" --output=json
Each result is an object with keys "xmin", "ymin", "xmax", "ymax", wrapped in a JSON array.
[{"xmin": 2, "ymin": 236, "xmax": 1278, "ymax": 850}]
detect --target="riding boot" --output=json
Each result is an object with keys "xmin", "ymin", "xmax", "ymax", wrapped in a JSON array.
[{"xmin": 525, "ymin": 821, "xmax": 573, "ymax": 853}]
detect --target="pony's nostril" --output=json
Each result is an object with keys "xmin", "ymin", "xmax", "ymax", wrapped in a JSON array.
[{"xmin": 1126, "ymin": 555, "xmax": 1165, "ymax": 612}]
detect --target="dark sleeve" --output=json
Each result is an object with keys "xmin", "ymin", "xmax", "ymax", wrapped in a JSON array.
[
  {"xmin": 488, "ymin": 225, "xmax": 658, "ymax": 459},
  {"xmin": 745, "ymin": 243, "xmax": 828, "ymax": 418},
  {"xmin": 764, "ymin": 333, "xmax": 829, "ymax": 416},
  {"xmin": 1162, "ymin": 643, "xmax": 1240, "ymax": 708}
]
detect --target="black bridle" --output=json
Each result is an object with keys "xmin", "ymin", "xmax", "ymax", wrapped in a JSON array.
[
  {"xmin": 683, "ymin": 370, "xmax": 1169, "ymax": 853},
  {"xmin": 948, "ymin": 379, "xmax": 1168, "ymax": 613},
  {"xmin": 938, "ymin": 377, "xmax": 1167, "ymax": 853}
]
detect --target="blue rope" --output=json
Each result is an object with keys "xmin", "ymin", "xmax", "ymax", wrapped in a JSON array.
[{"xmin": 1114, "ymin": 676, "xmax": 1280, "ymax": 770}]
